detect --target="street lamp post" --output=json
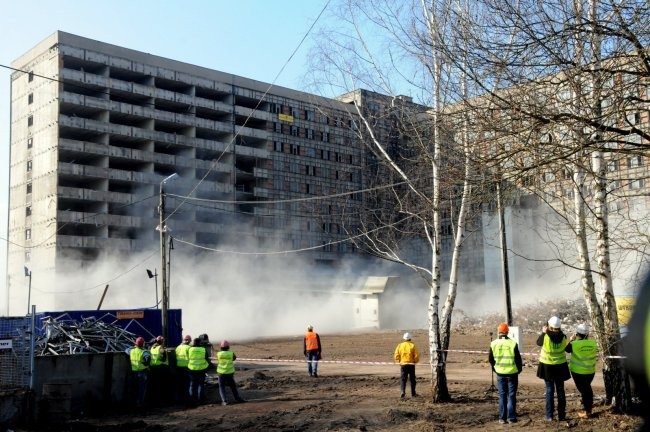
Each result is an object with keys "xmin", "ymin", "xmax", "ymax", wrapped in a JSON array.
[
  {"xmin": 147, "ymin": 269, "xmax": 159, "ymax": 309},
  {"xmin": 158, "ymin": 173, "xmax": 178, "ymax": 342},
  {"xmin": 24, "ymin": 266, "xmax": 32, "ymax": 315}
]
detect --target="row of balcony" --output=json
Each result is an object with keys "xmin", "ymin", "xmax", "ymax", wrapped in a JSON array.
[{"xmin": 61, "ymin": 45, "xmax": 234, "ymax": 94}]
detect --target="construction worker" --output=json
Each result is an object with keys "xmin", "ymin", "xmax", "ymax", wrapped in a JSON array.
[
  {"xmin": 125, "ymin": 336, "xmax": 151, "ymax": 408},
  {"xmin": 217, "ymin": 340, "xmax": 246, "ymax": 405},
  {"xmin": 149, "ymin": 335, "xmax": 169, "ymax": 405},
  {"xmin": 536, "ymin": 316, "xmax": 571, "ymax": 422},
  {"xmin": 488, "ymin": 323, "xmax": 523, "ymax": 424},
  {"xmin": 199, "ymin": 333, "xmax": 212, "ymax": 358},
  {"xmin": 187, "ymin": 337, "xmax": 211, "ymax": 406},
  {"xmin": 303, "ymin": 325, "xmax": 322, "ymax": 377},
  {"xmin": 175, "ymin": 334, "xmax": 192, "ymax": 404},
  {"xmin": 566, "ymin": 324, "xmax": 598, "ymax": 419},
  {"xmin": 394, "ymin": 332, "xmax": 420, "ymax": 398}
]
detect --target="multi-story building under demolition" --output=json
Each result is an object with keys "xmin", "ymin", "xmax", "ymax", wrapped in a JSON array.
[{"xmin": 6, "ymin": 31, "xmax": 367, "ymax": 314}]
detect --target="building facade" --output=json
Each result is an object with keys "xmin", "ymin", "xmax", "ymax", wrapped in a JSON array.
[{"xmin": 6, "ymin": 32, "xmax": 366, "ymax": 314}]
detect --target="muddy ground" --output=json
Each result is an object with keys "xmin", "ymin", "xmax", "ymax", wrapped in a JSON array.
[{"xmin": 29, "ymin": 328, "xmax": 644, "ymax": 431}]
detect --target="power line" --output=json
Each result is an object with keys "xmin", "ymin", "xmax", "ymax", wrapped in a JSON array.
[
  {"xmin": 31, "ymin": 249, "xmax": 159, "ymax": 295},
  {"xmin": 166, "ymin": 179, "xmax": 407, "ymax": 205},
  {"xmin": 172, "ymin": 213, "xmax": 417, "ymax": 256},
  {"xmin": 162, "ymin": 0, "xmax": 332, "ymax": 223}
]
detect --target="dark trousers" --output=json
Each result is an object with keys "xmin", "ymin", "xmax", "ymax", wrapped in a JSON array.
[
  {"xmin": 544, "ymin": 378, "xmax": 566, "ymax": 420},
  {"xmin": 571, "ymin": 372, "xmax": 595, "ymax": 413},
  {"xmin": 496, "ymin": 374, "xmax": 518, "ymax": 421},
  {"xmin": 218, "ymin": 373, "xmax": 244, "ymax": 403},
  {"xmin": 400, "ymin": 364, "xmax": 416, "ymax": 396},
  {"xmin": 130, "ymin": 370, "xmax": 148, "ymax": 407},
  {"xmin": 188, "ymin": 369, "xmax": 206, "ymax": 405},
  {"xmin": 149, "ymin": 365, "xmax": 170, "ymax": 406},
  {"xmin": 175, "ymin": 367, "xmax": 189, "ymax": 403}
]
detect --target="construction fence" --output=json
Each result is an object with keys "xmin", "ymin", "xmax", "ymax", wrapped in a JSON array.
[{"xmin": 0, "ymin": 314, "xmax": 34, "ymax": 390}]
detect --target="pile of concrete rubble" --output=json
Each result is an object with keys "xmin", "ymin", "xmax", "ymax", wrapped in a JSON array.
[{"xmin": 454, "ymin": 297, "xmax": 590, "ymax": 334}]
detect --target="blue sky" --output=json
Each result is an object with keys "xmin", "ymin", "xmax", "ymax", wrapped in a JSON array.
[{"xmin": 0, "ymin": 0, "xmax": 331, "ymax": 302}]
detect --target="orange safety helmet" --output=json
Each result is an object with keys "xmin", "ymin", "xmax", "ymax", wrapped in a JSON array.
[{"xmin": 498, "ymin": 323, "xmax": 509, "ymax": 334}]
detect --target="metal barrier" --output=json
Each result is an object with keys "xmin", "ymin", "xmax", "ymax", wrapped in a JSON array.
[{"xmin": 0, "ymin": 312, "xmax": 35, "ymax": 390}]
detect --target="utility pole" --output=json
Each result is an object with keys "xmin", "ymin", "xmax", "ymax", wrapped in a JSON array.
[
  {"xmin": 496, "ymin": 179, "xmax": 513, "ymax": 326},
  {"xmin": 158, "ymin": 173, "xmax": 178, "ymax": 342}
]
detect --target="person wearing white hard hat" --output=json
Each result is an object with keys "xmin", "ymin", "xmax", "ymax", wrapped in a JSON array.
[
  {"xmin": 536, "ymin": 316, "xmax": 571, "ymax": 422},
  {"xmin": 303, "ymin": 325, "xmax": 322, "ymax": 377},
  {"xmin": 566, "ymin": 324, "xmax": 598, "ymax": 419},
  {"xmin": 394, "ymin": 332, "xmax": 420, "ymax": 398}
]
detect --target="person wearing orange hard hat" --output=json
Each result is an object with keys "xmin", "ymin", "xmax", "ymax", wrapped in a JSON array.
[
  {"xmin": 125, "ymin": 336, "xmax": 151, "ymax": 408},
  {"xmin": 489, "ymin": 323, "xmax": 523, "ymax": 424}
]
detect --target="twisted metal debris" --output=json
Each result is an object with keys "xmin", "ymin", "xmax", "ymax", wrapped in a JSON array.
[{"xmin": 36, "ymin": 313, "xmax": 155, "ymax": 356}]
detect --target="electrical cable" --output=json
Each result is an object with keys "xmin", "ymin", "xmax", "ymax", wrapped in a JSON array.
[
  {"xmin": 162, "ymin": 0, "xmax": 332, "ymax": 223},
  {"xmin": 31, "ymin": 249, "xmax": 158, "ymax": 294},
  {"xmin": 172, "ymin": 212, "xmax": 417, "ymax": 255}
]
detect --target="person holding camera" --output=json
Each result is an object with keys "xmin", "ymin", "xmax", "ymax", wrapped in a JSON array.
[
  {"xmin": 536, "ymin": 316, "xmax": 571, "ymax": 422},
  {"xmin": 566, "ymin": 324, "xmax": 598, "ymax": 419}
]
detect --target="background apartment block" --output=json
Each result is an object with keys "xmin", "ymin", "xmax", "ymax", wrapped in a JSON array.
[{"xmin": 7, "ymin": 32, "xmax": 365, "ymax": 314}]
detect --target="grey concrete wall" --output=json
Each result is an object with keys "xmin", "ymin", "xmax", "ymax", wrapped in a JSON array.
[{"xmin": 34, "ymin": 352, "xmax": 129, "ymax": 419}]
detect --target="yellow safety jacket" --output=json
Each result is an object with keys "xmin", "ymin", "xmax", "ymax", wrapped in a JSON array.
[
  {"xmin": 217, "ymin": 350, "xmax": 236, "ymax": 374},
  {"xmin": 569, "ymin": 339, "xmax": 597, "ymax": 374},
  {"xmin": 491, "ymin": 338, "xmax": 518, "ymax": 375},
  {"xmin": 394, "ymin": 341, "xmax": 420, "ymax": 365},
  {"xmin": 539, "ymin": 334, "xmax": 568, "ymax": 365},
  {"xmin": 130, "ymin": 347, "xmax": 148, "ymax": 372},
  {"xmin": 151, "ymin": 344, "xmax": 168, "ymax": 366},
  {"xmin": 187, "ymin": 346, "xmax": 208, "ymax": 371},
  {"xmin": 175, "ymin": 343, "xmax": 190, "ymax": 368}
]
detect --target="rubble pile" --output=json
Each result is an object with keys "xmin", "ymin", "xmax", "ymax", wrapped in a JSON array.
[
  {"xmin": 454, "ymin": 297, "xmax": 590, "ymax": 334},
  {"xmin": 36, "ymin": 315, "xmax": 138, "ymax": 356}
]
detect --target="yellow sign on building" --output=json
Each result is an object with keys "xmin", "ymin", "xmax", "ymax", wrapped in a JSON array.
[
  {"xmin": 278, "ymin": 113, "xmax": 294, "ymax": 123},
  {"xmin": 616, "ymin": 296, "xmax": 636, "ymax": 325}
]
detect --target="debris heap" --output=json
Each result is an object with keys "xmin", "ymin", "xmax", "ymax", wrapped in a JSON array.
[{"xmin": 36, "ymin": 315, "xmax": 138, "ymax": 356}]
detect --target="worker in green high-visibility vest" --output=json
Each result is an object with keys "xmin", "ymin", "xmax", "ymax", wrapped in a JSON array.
[{"xmin": 566, "ymin": 324, "xmax": 598, "ymax": 419}]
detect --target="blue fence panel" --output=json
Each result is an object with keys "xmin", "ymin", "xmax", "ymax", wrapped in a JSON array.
[
  {"xmin": 36, "ymin": 309, "xmax": 183, "ymax": 347},
  {"xmin": 0, "ymin": 316, "xmax": 31, "ymax": 389}
]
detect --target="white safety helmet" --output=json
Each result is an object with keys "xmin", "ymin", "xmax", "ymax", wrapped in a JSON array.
[
  {"xmin": 576, "ymin": 324, "xmax": 588, "ymax": 336},
  {"xmin": 548, "ymin": 316, "xmax": 562, "ymax": 329},
  {"xmin": 403, "ymin": 332, "xmax": 412, "ymax": 341}
]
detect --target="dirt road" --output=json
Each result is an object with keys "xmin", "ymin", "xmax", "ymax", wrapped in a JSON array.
[{"xmin": 42, "ymin": 329, "xmax": 643, "ymax": 431}]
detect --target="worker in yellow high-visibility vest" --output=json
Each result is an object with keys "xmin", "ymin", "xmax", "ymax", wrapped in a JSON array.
[
  {"xmin": 536, "ymin": 316, "xmax": 571, "ymax": 422},
  {"xmin": 566, "ymin": 324, "xmax": 598, "ymax": 419},
  {"xmin": 187, "ymin": 336, "xmax": 212, "ymax": 406},
  {"xmin": 125, "ymin": 336, "xmax": 151, "ymax": 407},
  {"xmin": 175, "ymin": 334, "xmax": 192, "ymax": 404},
  {"xmin": 489, "ymin": 323, "xmax": 523, "ymax": 424}
]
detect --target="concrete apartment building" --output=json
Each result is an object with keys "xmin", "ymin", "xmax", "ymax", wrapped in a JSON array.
[{"xmin": 6, "ymin": 31, "xmax": 366, "ymax": 314}]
